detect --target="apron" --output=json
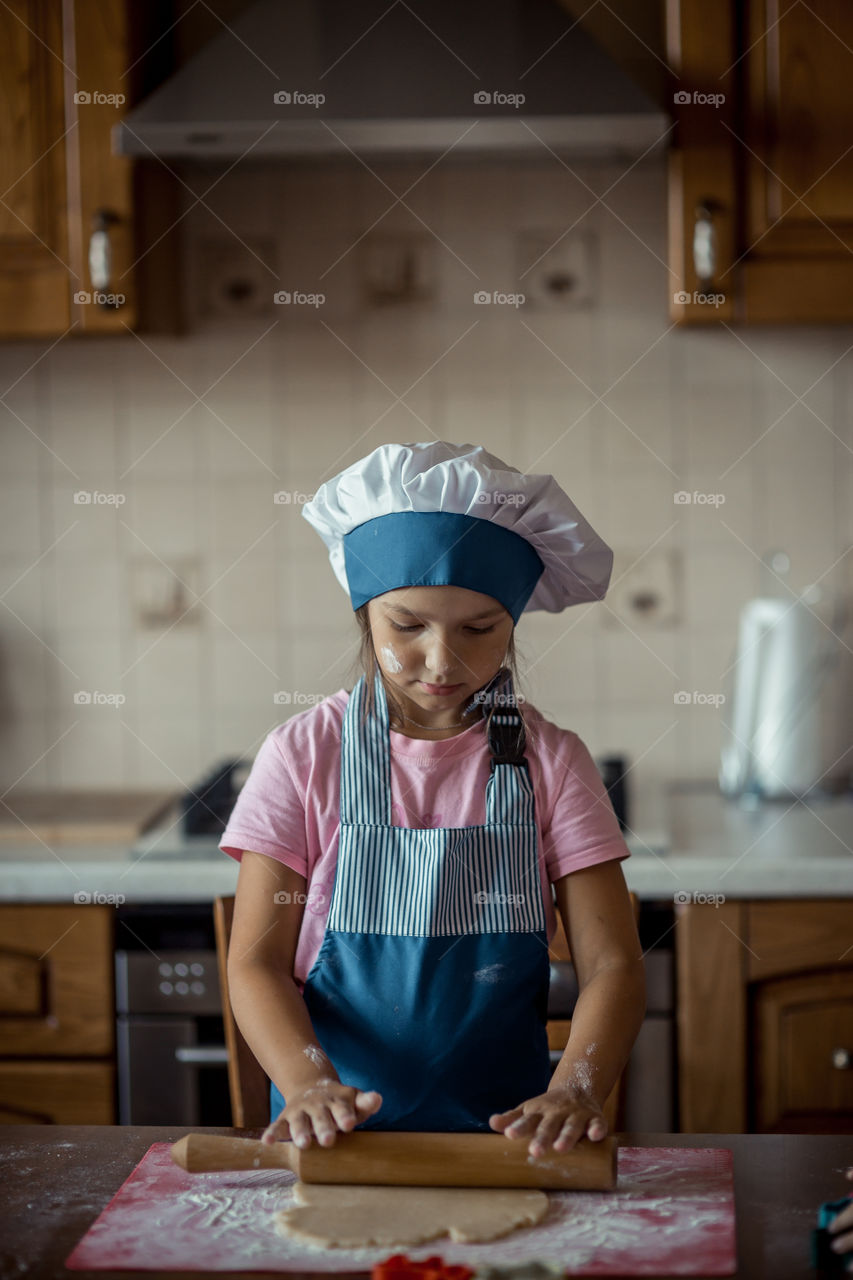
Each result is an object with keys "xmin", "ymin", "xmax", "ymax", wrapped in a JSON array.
[{"xmin": 270, "ymin": 667, "xmax": 552, "ymax": 1131}]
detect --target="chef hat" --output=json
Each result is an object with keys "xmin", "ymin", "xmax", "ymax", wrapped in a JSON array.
[{"xmin": 301, "ymin": 441, "xmax": 613, "ymax": 623}]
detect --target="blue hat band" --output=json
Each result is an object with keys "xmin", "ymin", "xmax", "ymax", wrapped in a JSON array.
[{"xmin": 343, "ymin": 510, "xmax": 545, "ymax": 624}]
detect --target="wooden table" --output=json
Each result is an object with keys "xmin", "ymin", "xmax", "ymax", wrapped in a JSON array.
[{"xmin": 0, "ymin": 1128, "xmax": 849, "ymax": 1279}]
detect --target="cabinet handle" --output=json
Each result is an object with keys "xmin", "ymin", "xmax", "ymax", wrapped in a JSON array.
[
  {"xmin": 88, "ymin": 208, "xmax": 124, "ymax": 308},
  {"xmin": 174, "ymin": 1045, "xmax": 230, "ymax": 1066},
  {"xmin": 692, "ymin": 201, "xmax": 718, "ymax": 287},
  {"xmin": 832, "ymin": 1048, "xmax": 852, "ymax": 1070}
]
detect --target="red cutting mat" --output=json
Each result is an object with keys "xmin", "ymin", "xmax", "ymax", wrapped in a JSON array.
[{"xmin": 66, "ymin": 1143, "xmax": 736, "ymax": 1275}]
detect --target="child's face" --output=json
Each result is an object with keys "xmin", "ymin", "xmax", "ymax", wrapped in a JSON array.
[{"xmin": 368, "ymin": 585, "xmax": 514, "ymax": 725}]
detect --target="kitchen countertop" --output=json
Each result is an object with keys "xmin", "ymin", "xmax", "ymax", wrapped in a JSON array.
[
  {"xmin": 0, "ymin": 783, "xmax": 851, "ymax": 902},
  {"xmin": 0, "ymin": 1126, "xmax": 848, "ymax": 1279}
]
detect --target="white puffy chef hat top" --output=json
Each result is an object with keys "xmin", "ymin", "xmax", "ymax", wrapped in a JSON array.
[{"xmin": 301, "ymin": 441, "xmax": 613, "ymax": 622}]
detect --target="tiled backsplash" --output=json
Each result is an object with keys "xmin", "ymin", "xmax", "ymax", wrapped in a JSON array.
[{"xmin": 2, "ymin": 157, "xmax": 851, "ymax": 833}]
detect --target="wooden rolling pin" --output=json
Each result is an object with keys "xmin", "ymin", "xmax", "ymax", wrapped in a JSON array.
[{"xmin": 170, "ymin": 1131, "xmax": 617, "ymax": 1190}]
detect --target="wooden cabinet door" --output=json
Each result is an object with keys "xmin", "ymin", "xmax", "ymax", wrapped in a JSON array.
[
  {"xmin": 0, "ymin": 1060, "xmax": 114, "ymax": 1123},
  {"xmin": 753, "ymin": 969, "xmax": 853, "ymax": 1132},
  {"xmin": 739, "ymin": 0, "xmax": 853, "ymax": 321},
  {"xmin": 0, "ymin": 1, "xmax": 71, "ymax": 336},
  {"xmin": 667, "ymin": 0, "xmax": 853, "ymax": 323},
  {"xmin": 0, "ymin": 904, "xmax": 114, "ymax": 1056},
  {"xmin": 64, "ymin": 0, "xmax": 137, "ymax": 334},
  {"xmin": 0, "ymin": 0, "xmax": 137, "ymax": 338},
  {"xmin": 678, "ymin": 899, "xmax": 853, "ymax": 1132}
]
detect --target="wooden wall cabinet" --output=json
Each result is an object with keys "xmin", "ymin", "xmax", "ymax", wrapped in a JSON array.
[
  {"xmin": 0, "ymin": 904, "xmax": 115, "ymax": 1123},
  {"xmin": 0, "ymin": 0, "xmax": 183, "ymax": 338},
  {"xmin": 667, "ymin": 0, "xmax": 853, "ymax": 323},
  {"xmin": 677, "ymin": 898, "xmax": 853, "ymax": 1133}
]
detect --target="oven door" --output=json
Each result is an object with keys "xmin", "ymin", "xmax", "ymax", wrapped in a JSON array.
[{"xmin": 117, "ymin": 1015, "xmax": 230, "ymax": 1125}]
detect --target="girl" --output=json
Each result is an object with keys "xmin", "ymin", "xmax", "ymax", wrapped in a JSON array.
[{"xmin": 220, "ymin": 440, "xmax": 645, "ymax": 1158}]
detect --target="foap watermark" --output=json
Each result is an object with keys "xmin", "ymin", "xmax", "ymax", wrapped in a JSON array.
[
  {"xmin": 273, "ymin": 89, "xmax": 325, "ymax": 108},
  {"xmin": 273, "ymin": 490, "xmax": 315, "ymax": 505},
  {"xmin": 74, "ymin": 490, "xmax": 126, "ymax": 506},
  {"xmin": 273, "ymin": 291, "xmax": 325, "ymax": 308},
  {"xmin": 474, "ymin": 289, "xmax": 525, "ymax": 307},
  {"xmin": 673, "ymin": 90, "xmax": 726, "ymax": 108},
  {"xmin": 474, "ymin": 90, "xmax": 525, "ymax": 108},
  {"xmin": 474, "ymin": 891, "xmax": 526, "ymax": 906},
  {"xmin": 273, "ymin": 690, "xmax": 325, "ymax": 706},
  {"xmin": 73, "ymin": 90, "xmax": 126, "ymax": 107},
  {"xmin": 73, "ymin": 690, "xmax": 126, "ymax": 706},
  {"xmin": 73, "ymin": 290, "xmax": 126, "ymax": 308},
  {"xmin": 674, "ymin": 690, "xmax": 726, "ymax": 708},
  {"xmin": 273, "ymin": 888, "xmax": 327, "ymax": 908},
  {"xmin": 73, "ymin": 890, "xmax": 126, "ymax": 905},
  {"xmin": 673, "ymin": 490, "xmax": 725, "ymax": 507},
  {"xmin": 673, "ymin": 890, "xmax": 726, "ymax": 908},
  {"xmin": 471, "ymin": 688, "xmax": 526, "ymax": 706},
  {"xmin": 473, "ymin": 490, "xmax": 526, "ymax": 506},
  {"xmin": 673, "ymin": 289, "xmax": 726, "ymax": 308}
]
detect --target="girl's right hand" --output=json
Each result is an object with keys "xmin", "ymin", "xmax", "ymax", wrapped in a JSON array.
[{"xmin": 261, "ymin": 1080, "xmax": 382, "ymax": 1148}]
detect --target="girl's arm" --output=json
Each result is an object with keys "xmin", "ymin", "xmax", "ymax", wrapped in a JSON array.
[
  {"xmin": 227, "ymin": 850, "xmax": 381, "ymax": 1146},
  {"xmin": 490, "ymin": 858, "xmax": 646, "ymax": 1155}
]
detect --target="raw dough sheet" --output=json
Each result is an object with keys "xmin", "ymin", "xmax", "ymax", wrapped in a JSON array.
[
  {"xmin": 65, "ymin": 1142, "xmax": 737, "ymax": 1276},
  {"xmin": 277, "ymin": 1182, "xmax": 549, "ymax": 1246}
]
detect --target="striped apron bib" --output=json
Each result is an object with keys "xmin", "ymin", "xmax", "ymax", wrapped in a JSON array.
[{"xmin": 271, "ymin": 669, "xmax": 552, "ymax": 1131}]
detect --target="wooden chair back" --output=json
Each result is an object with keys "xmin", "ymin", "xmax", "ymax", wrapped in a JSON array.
[{"xmin": 212, "ymin": 896, "xmax": 271, "ymax": 1129}]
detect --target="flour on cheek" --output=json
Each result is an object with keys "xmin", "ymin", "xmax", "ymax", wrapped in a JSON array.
[{"xmin": 379, "ymin": 644, "xmax": 403, "ymax": 674}]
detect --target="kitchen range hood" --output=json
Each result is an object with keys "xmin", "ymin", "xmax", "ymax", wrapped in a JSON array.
[{"xmin": 114, "ymin": 0, "xmax": 669, "ymax": 162}]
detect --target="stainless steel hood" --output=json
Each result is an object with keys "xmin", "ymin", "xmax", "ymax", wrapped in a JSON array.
[{"xmin": 114, "ymin": 0, "xmax": 669, "ymax": 162}]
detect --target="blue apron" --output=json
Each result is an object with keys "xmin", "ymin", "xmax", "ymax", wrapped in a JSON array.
[{"xmin": 270, "ymin": 668, "xmax": 552, "ymax": 1131}]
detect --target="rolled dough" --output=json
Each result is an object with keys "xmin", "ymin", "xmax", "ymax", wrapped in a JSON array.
[{"xmin": 275, "ymin": 1182, "xmax": 549, "ymax": 1248}]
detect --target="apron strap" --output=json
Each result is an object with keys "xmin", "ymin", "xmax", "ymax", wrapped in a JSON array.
[{"xmin": 340, "ymin": 671, "xmax": 392, "ymax": 826}]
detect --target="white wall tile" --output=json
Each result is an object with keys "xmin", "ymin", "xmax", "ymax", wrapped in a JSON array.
[
  {"xmin": 0, "ymin": 713, "xmax": 56, "ymax": 789},
  {"xmin": 0, "ymin": 480, "xmax": 42, "ymax": 558},
  {"xmin": 0, "ymin": 343, "xmax": 48, "ymax": 483},
  {"xmin": 0, "ymin": 617, "xmax": 53, "ymax": 715},
  {"xmin": 209, "ymin": 629, "xmax": 281, "ymax": 711},
  {"xmin": 56, "ymin": 715, "xmax": 127, "ymax": 788},
  {"xmin": 0, "ymin": 555, "xmax": 48, "ymax": 636},
  {"xmin": 52, "ymin": 552, "xmax": 123, "ymax": 632},
  {"xmin": 126, "ymin": 708, "xmax": 209, "ymax": 788}
]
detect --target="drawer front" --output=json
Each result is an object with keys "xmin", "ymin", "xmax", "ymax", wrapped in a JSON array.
[
  {"xmin": 0, "ymin": 905, "xmax": 113, "ymax": 1056},
  {"xmin": 747, "ymin": 901, "xmax": 853, "ymax": 980},
  {"xmin": 0, "ymin": 1060, "xmax": 114, "ymax": 1124}
]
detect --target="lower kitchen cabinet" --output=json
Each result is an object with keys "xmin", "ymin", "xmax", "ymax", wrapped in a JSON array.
[
  {"xmin": 677, "ymin": 899, "xmax": 853, "ymax": 1133},
  {"xmin": 0, "ymin": 904, "xmax": 115, "ymax": 1123},
  {"xmin": 753, "ymin": 969, "xmax": 853, "ymax": 1132},
  {"xmin": 0, "ymin": 1062, "xmax": 114, "ymax": 1124}
]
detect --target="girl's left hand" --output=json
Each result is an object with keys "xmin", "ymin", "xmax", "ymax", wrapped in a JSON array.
[{"xmin": 489, "ymin": 1085, "xmax": 608, "ymax": 1156}]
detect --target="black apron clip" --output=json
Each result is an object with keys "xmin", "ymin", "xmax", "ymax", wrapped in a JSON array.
[{"xmin": 466, "ymin": 667, "xmax": 529, "ymax": 770}]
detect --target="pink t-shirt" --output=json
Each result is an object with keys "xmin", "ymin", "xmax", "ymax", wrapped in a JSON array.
[{"xmin": 219, "ymin": 689, "xmax": 629, "ymax": 986}]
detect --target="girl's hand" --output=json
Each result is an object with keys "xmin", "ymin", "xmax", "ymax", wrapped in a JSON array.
[
  {"xmin": 489, "ymin": 1084, "xmax": 608, "ymax": 1156},
  {"xmin": 261, "ymin": 1080, "xmax": 382, "ymax": 1148},
  {"xmin": 828, "ymin": 1167, "xmax": 853, "ymax": 1255}
]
